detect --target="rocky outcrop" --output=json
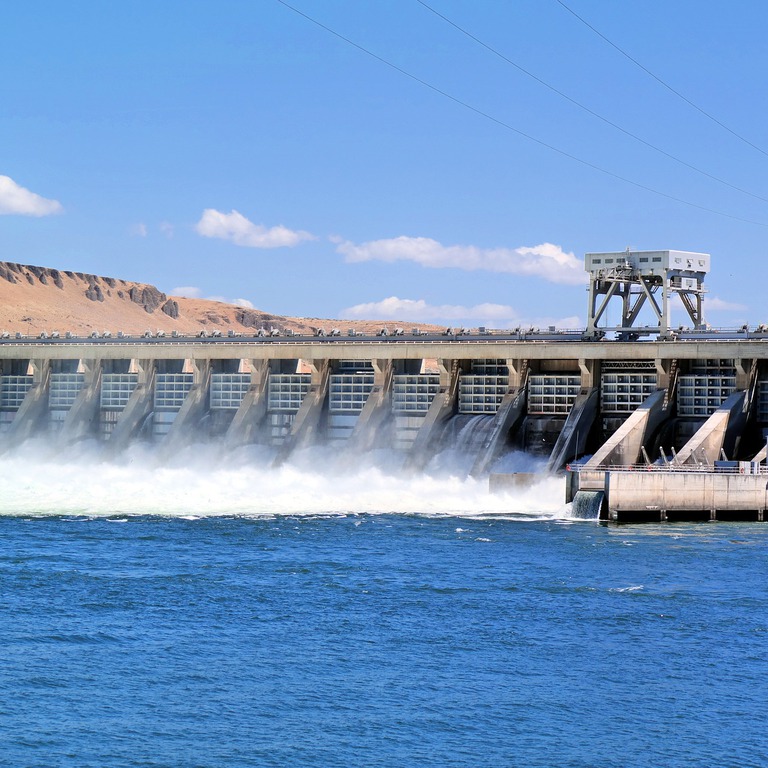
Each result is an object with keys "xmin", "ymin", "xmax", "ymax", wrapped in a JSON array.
[
  {"xmin": 0, "ymin": 264, "xmax": 18, "ymax": 283},
  {"xmin": 128, "ymin": 285, "xmax": 167, "ymax": 314},
  {"xmin": 0, "ymin": 262, "xmax": 88, "ymax": 292},
  {"xmin": 85, "ymin": 283, "xmax": 105, "ymax": 302},
  {"xmin": 24, "ymin": 265, "xmax": 63, "ymax": 287},
  {"xmin": 161, "ymin": 299, "xmax": 179, "ymax": 319},
  {"xmin": 236, "ymin": 309, "xmax": 274, "ymax": 328},
  {"xmin": 0, "ymin": 260, "xmax": 176, "ymax": 315}
]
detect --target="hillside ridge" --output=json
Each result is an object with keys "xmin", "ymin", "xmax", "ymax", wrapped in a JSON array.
[{"xmin": 0, "ymin": 261, "xmax": 439, "ymax": 336}]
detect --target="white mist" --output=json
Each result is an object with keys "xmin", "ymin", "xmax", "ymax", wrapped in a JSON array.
[{"xmin": 0, "ymin": 439, "xmax": 569, "ymax": 519}]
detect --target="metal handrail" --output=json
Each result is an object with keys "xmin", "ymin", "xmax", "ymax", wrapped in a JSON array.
[{"xmin": 568, "ymin": 462, "xmax": 766, "ymax": 474}]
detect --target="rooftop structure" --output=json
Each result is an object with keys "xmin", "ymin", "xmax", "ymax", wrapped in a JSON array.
[{"xmin": 585, "ymin": 249, "xmax": 709, "ymax": 339}]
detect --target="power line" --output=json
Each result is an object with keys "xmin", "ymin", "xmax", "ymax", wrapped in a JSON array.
[
  {"xmin": 274, "ymin": 0, "xmax": 768, "ymax": 228},
  {"xmin": 415, "ymin": 0, "xmax": 768, "ymax": 205},
  {"xmin": 554, "ymin": 0, "xmax": 768, "ymax": 159}
]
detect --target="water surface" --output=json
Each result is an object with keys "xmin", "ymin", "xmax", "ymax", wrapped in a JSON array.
[{"xmin": 2, "ymin": 512, "xmax": 766, "ymax": 767}]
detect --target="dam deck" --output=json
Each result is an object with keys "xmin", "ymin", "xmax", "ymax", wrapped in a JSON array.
[{"xmin": 7, "ymin": 331, "xmax": 768, "ymax": 361}]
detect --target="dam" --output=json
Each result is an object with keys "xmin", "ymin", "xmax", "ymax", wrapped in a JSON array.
[{"xmin": 2, "ymin": 248, "xmax": 768, "ymax": 522}]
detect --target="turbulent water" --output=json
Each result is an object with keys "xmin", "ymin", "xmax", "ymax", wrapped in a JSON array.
[
  {"xmin": 2, "ymin": 443, "xmax": 767, "ymax": 767},
  {"xmin": 0, "ymin": 440, "xmax": 558, "ymax": 519}
]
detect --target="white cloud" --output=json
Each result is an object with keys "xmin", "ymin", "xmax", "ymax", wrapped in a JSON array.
[
  {"xmin": 171, "ymin": 286, "xmax": 202, "ymax": 298},
  {"xmin": 705, "ymin": 296, "xmax": 747, "ymax": 312},
  {"xmin": 196, "ymin": 208, "xmax": 314, "ymax": 249},
  {"xmin": 0, "ymin": 175, "xmax": 62, "ymax": 216},
  {"xmin": 340, "ymin": 295, "xmax": 581, "ymax": 329},
  {"xmin": 170, "ymin": 286, "xmax": 256, "ymax": 309},
  {"xmin": 159, "ymin": 221, "xmax": 175, "ymax": 239},
  {"xmin": 131, "ymin": 223, "xmax": 148, "ymax": 237},
  {"xmin": 336, "ymin": 236, "xmax": 585, "ymax": 285}
]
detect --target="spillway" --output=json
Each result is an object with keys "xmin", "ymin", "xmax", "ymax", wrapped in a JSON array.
[
  {"xmin": 2, "ymin": 247, "xmax": 768, "ymax": 521},
  {"xmin": 1, "ymin": 332, "xmax": 767, "ymax": 503}
]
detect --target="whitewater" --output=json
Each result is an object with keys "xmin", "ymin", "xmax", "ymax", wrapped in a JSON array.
[{"xmin": 0, "ymin": 438, "xmax": 568, "ymax": 519}]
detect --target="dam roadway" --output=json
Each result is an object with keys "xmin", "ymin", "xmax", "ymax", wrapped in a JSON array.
[{"xmin": 3, "ymin": 331, "xmax": 768, "ymax": 361}]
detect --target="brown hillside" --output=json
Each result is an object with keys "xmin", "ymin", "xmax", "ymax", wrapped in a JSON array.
[{"xmin": 0, "ymin": 261, "xmax": 442, "ymax": 337}]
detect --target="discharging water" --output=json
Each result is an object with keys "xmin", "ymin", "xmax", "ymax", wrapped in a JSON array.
[{"xmin": 1, "ymin": 444, "xmax": 767, "ymax": 767}]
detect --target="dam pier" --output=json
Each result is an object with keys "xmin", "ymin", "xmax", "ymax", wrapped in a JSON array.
[{"xmin": 3, "ymin": 249, "xmax": 768, "ymax": 522}]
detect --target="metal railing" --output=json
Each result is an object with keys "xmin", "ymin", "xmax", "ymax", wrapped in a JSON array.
[{"xmin": 568, "ymin": 462, "xmax": 766, "ymax": 475}]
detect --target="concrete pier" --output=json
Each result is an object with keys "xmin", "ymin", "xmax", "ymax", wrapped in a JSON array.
[
  {"xmin": 224, "ymin": 360, "xmax": 270, "ymax": 448},
  {"xmin": 58, "ymin": 358, "xmax": 102, "ymax": 444},
  {"xmin": 602, "ymin": 464, "xmax": 768, "ymax": 523},
  {"xmin": 408, "ymin": 359, "xmax": 460, "ymax": 471},
  {"xmin": 161, "ymin": 359, "xmax": 211, "ymax": 453},
  {"xmin": 108, "ymin": 360, "xmax": 155, "ymax": 451},
  {"xmin": 3, "ymin": 358, "xmax": 50, "ymax": 447},
  {"xmin": 545, "ymin": 387, "xmax": 599, "ymax": 473},
  {"xmin": 347, "ymin": 360, "xmax": 394, "ymax": 452},
  {"xmin": 672, "ymin": 390, "xmax": 747, "ymax": 466},
  {"xmin": 273, "ymin": 359, "xmax": 330, "ymax": 465}
]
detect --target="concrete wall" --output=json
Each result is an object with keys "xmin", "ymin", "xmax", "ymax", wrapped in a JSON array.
[{"xmin": 607, "ymin": 470, "xmax": 768, "ymax": 516}]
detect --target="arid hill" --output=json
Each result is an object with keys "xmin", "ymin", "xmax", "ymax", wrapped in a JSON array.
[{"xmin": 0, "ymin": 261, "xmax": 441, "ymax": 337}]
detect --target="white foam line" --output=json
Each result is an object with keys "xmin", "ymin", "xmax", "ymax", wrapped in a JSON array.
[{"xmin": 0, "ymin": 440, "xmax": 571, "ymax": 519}]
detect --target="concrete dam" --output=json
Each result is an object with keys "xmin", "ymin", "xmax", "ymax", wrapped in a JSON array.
[{"xmin": 2, "ymin": 248, "xmax": 768, "ymax": 522}]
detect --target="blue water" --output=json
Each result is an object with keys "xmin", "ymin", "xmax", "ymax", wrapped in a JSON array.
[{"xmin": 2, "ymin": 513, "xmax": 767, "ymax": 767}]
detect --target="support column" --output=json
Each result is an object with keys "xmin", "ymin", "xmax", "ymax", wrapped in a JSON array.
[
  {"xmin": 3, "ymin": 358, "xmax": 51, "ymax": 448},
  {"xmin": 656, "ymin": 358, "xmax": 671, "ymax": 391},
  {"xmin": 579, "ymin": 357, "xmax": 599, "ymax": 389},
  {"xmin": 506, "ymin": 358, "xmax": 526, "ymax": 390},
  {"xmin": 661, "ymin": 275, "xmax": 670, "ymax": 338},
  {"xmin": 59, "ymin": 359, "xmax": 102, "ymax": 444},
  {"xmin": 656, "ymin": 358, "xmax": 679, "ymax": 411},
  {"xmin": 109, "ymin": 359, "xmax": 156, "ymax": 452},
  {"xmin": 348, "ymin": 359, "xmax": 394, "ymax": 452},
  {"xmin": 408, "ymin": 358, "xmax": 461, "ymax": 471},
  {"xmin": 225, "ymin": 360, "xmax": 270, "ymax": 449},
  {"xmin": 162, "ymin": 359, "xmax": 212, "ymax": 453},
  {"xmin": 470, "ymin": 359, "xmax": 529, "ymax": 477},
  {"xmin": 272, "ymin": 359, "xmax": 330, "ymax": 466},
  {"xmin": 735, "ymin": 358, "xmax": 752, "ymax": 390}
]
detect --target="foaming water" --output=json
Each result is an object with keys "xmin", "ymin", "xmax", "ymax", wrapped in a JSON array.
[{"xmin": 0, "ymin": 439, "xmax": 569, "ymax": 519}]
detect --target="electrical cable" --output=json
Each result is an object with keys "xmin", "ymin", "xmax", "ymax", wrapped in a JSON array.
[
  {"xmin": 415, "ymin": 0, "xmax": 768, "ymax": 204},
  {"xmin": 274, "ymin": 0, "xmax": 768, "ymax": 228},
  {"xmin": 554, "ymin": 0, "xmax": 768, "ymax": 158}
]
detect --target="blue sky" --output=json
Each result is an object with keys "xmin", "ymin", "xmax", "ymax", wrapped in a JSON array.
[{"xmin": 2, "ymin": 0, "xmax": 767, "ymax": 329}]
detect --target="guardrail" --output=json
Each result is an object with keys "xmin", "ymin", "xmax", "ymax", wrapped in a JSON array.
[
  {"xmin": 4, "ymin": 327, "xmax": 768, "ymax": 346},
  {"xmin": 0, "ymin": 335, "xmax": 559, "ymax": 346},
  {"xmin": 568, "ymin": 462, "xmax": 767, "ymax": 474}
]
